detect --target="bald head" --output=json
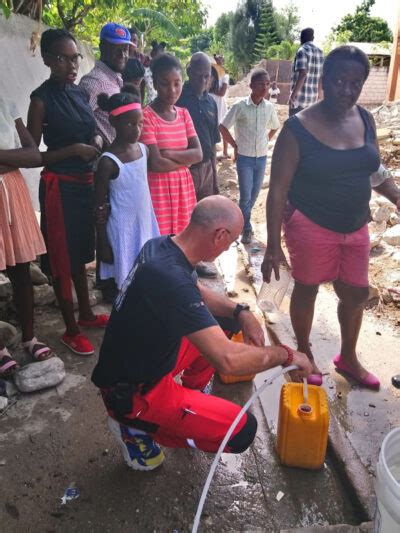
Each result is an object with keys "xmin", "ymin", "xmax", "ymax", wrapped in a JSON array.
[
  {"xmin": 190, "ymin": 196, "xmax": 243, "ymax": 232},
  {"xmin": 187, "ymin": 52, "xmax": 212, "ymax": 95},
  {"xmin": 189, "ymin": 52, "xmax": 211, "ymax": 69}
]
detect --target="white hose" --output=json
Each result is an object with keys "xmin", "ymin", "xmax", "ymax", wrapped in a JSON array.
[{"xmin": 191, "ymin": 364, "xmax": 299, "ymax": 533}]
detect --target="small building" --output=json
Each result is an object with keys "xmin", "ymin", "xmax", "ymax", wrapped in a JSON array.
[{"xmin": 345, "ymin": 42, "xmax": 391, "ymax": 106}]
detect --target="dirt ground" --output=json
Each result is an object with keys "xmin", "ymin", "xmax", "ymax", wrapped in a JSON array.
[{"xmin": 217, "ymin": 103, "xmax": 400, "ymax": 329}]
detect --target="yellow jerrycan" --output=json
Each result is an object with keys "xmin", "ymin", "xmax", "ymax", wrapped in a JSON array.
[
  {"xmin": 219, "ymin": 332, "xmax": 256, "ymax": 384},
  {"xmin": 277, "ymin": 382, "xmax": 329, "ymax": 469}
]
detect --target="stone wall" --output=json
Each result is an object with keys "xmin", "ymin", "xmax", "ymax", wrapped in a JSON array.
[
  {"xmin": 359, "ymin": 66, "xmax": 389, "ymax": 106},
  {"xmin": 0, "ymin": 13, "xmax": 95, "ymax": 209}
]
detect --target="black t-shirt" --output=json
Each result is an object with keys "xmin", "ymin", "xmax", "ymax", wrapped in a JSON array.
[
  {"xmin": 92, "ymin": 236, "xmax": 218, "ymax": 388},
  {"xmin": 31, "ymin": 79, "xmax": 96, "ymax": 175},
  {"xmin": 176, "ymin": 82, "xmax": 220, "ymax": 163}
]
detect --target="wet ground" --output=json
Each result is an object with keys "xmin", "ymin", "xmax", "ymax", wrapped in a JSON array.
[
  {"xmin": 2, "ymin": 147, "xmax": 398, "ymax": 531},
  {"xmin": 1, "ymin": 283, "xmax": 363, "ymax": 532}
]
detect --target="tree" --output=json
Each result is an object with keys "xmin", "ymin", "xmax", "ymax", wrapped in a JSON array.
[
  {"xmin": 190, "ymin": 29, "xmax": 212, "ymax": 54},
  {"xmin": 333, "ymin": 0, "xmax": 392, "ymax": 43},
  {"xmin": 230, "ymin": 5, "xmax": 256, "ymax": 73},
  {"xmin": 275, "ymin": 1, "xmax": 300, "ymax": 42},
  {"xmin": 266, "ymin": 39, "xmax": 297, "ymax": 60},
  {"xmin": 253, "ymin": 0, "xmax": 280, "ymax": 61},
  {"xmin": 1, "ymin": 0, "xmax": 44, "ymax": 19}
]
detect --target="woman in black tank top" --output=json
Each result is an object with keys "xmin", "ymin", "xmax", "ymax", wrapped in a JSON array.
[{"xmin": 261, "ymin": 46, "xmax": 400, "ymax": 390}]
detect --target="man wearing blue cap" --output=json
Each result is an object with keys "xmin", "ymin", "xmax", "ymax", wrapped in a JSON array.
[
  {"xmin": 80, "ymin": 23, "xmax": 132, "ymax": 303},
  {"xmin": 80, "ymin": 22, "xmax": 132, "ymax": 148}
]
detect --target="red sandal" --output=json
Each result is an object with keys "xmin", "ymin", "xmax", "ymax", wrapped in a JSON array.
[{"xmin": 77, "ymin": 314, "xmax": 109, "ymax": 329}]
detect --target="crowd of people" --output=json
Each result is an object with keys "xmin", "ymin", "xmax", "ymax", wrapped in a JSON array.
[{"xmin": 0, "ymin": 21, "xmax": 399, "ymax": 471}]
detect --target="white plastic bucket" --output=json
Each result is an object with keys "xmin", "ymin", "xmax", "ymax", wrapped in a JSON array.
[{"xmin": 374, "ymin": 427, "xmax": 400, "ymax": 532}]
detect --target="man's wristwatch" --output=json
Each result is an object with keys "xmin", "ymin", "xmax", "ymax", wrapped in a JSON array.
[
  {"xmin": 233, "ymin": 303, "xmax": 250, "ymax": 320},
  {"xmin": 280, "ymin": 344, "xmax": 294, "ymax": 367}
]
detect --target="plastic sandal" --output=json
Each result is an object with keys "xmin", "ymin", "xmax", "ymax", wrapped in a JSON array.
[
  {"xmin": 77, "ymin": 314, "xmax": 109, "ymax": 329},
  {"xmin": 333, "ymin": 354, "xmax": 380, "ymax": 390},
  {"xmin": 307, "ymin": 374, "xmax": 323, "ymax": 386},
  {"xmin": 23, "ymin": 337, "xmax": 53, "ymax": 361},
  {"xmin": 0, "ymin": 348, "xmax": 19, "ymax": 376}
]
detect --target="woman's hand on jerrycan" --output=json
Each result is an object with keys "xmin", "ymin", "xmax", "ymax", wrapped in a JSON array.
[{"xmin": 261, "ymin": 245, "xmax": 289, "ymax": 283}]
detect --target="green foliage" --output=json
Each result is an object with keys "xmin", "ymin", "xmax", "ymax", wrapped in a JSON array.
[
  {"xmin": 230, "ymin": 5, "xmax": 256, "ymax": 74},
  {"xmin": 275, "ymin": 1, "xmax": 299, "ymax": 42},
  {"xmin": 266, "ymin": 39, "xmax": 297, "ymax": 60},
  {"xmin": 190, "ymin": 29, "xmax": 212, "ymax": 53},
  {"xmin": 253, "ymin": 0, "xmax": 280, "ymax": 61},
  {"xmin": 213, "ymin": 12, "xmax": 233, "ymax": 44},
  {"xmin": 333, "ymin": 0, "xmax": 392, "ymax": 43},
  {"xmin": 0, "ymin": 1, "xmax": 12, "ymax": 17}
]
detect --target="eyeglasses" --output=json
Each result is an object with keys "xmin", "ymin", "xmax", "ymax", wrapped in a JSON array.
[{"xmin": 47, "ymin": 52, "xmax": 83, "ymax": 65}]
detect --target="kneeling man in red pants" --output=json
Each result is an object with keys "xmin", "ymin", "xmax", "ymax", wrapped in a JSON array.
[{"xmin": 92, "ymin": 195, "xmax": 311, "ymax": 470}]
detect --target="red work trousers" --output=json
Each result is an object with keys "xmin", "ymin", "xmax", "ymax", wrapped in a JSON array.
[{"xmin": 102, "ymin": 337, "xmax": 254, "ymax": 453}]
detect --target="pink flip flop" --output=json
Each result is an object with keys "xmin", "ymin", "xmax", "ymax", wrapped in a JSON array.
[{"xmin": 333, "ymin": 354, "xmax": 380, "ymax": 390}]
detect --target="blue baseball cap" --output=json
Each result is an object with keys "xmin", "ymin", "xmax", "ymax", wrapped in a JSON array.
[{"xmin": 100, "ymin": 23, "xmax": 132, "ymax": 46}]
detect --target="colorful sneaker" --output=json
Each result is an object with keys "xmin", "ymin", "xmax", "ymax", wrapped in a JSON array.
[
  {"xmin": 61, "ymin": 333, "xmax": 94, "ymax": 356},
  {"xmin": 202, "ymin": 375, "xmax": 214, "ymax": 395},
  {"xmin": 107, "ymin": 417, "xmax": 165, "ymax": 471}
]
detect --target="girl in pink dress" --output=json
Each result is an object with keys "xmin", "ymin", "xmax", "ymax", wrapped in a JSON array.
[
  {"xmin": 0, "ymin": 96, "xmax": 52, "ymax": 375},
  {"xmin": 140, "ymin": 54, "xmax": 202, "ymax": 235}
]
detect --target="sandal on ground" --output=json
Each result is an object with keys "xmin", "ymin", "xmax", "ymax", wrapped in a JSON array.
[
  {"xmin": 333, "ymin": 354, "xmax": 380, "ymax": 390},
  {"xmin": 0, "ymin": 348, "xmax": 19, "ymax": 377},
  {"xmin": 23, "ymin": 337, "xmax": 53, "ymax": 362},
  {"xmin": 61, "ymin": 333, "xmax": 94, "ymax": 356},
  {"xmin": 77, "ymin": 314, "xmax": 109, "ymax": 329}
]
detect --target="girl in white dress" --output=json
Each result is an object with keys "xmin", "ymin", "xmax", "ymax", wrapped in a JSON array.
[{"xmin": 95, "ymin": 86, "xmax": 159, "ymax": 289}]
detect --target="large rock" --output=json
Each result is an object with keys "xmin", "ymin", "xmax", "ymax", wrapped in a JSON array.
[
  {"xmin": 14, "ymin": 357, "xmax": 65, "ymax": 393},
  {"xmin": 0, "ymin": 321, "xmax": 19, "ymax": 347},
  {"xmin": 371, "ymin": 206, "xmax": 393, "ymax": 223},
  {"xmin": 383, "ymin": 225, "xmax": 400, "ymax": 246},
  {"xmin": 0, "ymin": 396, "xmax": 8, "ymax": 410},
  {"xmin": 368, "ymin": 285, "xmax": 380, "ymax": 301},
  {"xmin": 29, "ymin": 263, "xmax": 48, "ymax": 285},
  {"xmin": 369, "ymin": 220, "xmax": 386, "ymax": 249},
  {"xmin": 0, "ymin": 273, "xmax": 12, "ymax": 299},
  {"xmin": 389, "ymin": 212, "xmax": 400, "ymax": 226},
  {"xmin": 33, "ymin": 284, "xmax": 56, "ymax": 306}
]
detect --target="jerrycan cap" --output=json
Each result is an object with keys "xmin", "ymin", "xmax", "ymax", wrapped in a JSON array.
[{"xmin": 298, "ymin": 403, "xmax": 313, "ymax": 416}]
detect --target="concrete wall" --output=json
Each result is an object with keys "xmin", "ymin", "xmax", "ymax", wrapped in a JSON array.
[
  {"xmin": 359, "ymin": 66, "xmax": 389, "ymax": 106},
  {"xmin": 0, "ymin": 13, "xmax": 95, "ymax": 209}
]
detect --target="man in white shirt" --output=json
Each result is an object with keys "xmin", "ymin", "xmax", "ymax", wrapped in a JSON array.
[{"xmin": 220, "ymin": 69, "xmax": 279, "ymax": 244}]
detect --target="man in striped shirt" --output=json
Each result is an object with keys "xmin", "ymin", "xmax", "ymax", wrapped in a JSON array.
[
  {"xmin": 80, "ymin": 23, "xmax": 131, "ymax": 148},
  {"xmin": 289, "ymin": 28, "xmax": 324, "ymax": 116}
]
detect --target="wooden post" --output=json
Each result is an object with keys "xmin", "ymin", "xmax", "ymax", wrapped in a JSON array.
[{"xmin": 387, "ymin": 0, "xmax": 400, "ymax": 101}]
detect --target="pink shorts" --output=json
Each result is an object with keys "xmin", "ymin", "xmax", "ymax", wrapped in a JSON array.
[{"xmin": 284, "ymin": 208, "xmax": 369, "ymax": 287}]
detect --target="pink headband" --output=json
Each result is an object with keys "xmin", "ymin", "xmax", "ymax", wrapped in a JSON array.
[{"xmin": 110, "ymin": 103, "xmax": 141, "ymax": 117}]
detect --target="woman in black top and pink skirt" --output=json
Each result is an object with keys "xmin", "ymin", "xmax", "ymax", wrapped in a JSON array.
[
  {"xmin": 28, "ymin": 29, "xmax": 109, "ymax": 356},
  {"xmin": 262, "ymin": 46, "xmax": 400, "ymax": 390}
]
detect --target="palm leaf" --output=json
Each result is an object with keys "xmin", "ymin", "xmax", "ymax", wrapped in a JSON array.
[{"xmin": 129, "ymin": 7, "xmax": 181, "ymax": 37}]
